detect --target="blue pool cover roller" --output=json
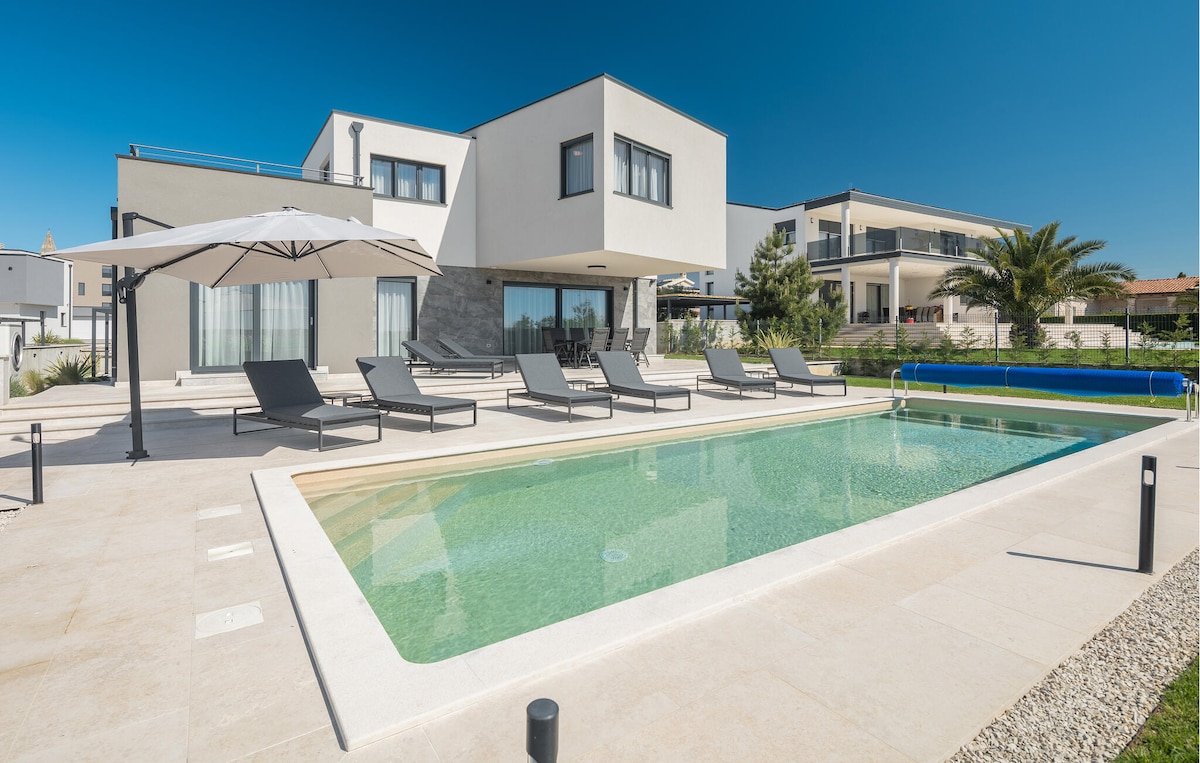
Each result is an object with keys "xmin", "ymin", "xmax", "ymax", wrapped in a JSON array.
[{"xmin": 898, "ymin": 364, "xmax": 1189, "ymax": 398}]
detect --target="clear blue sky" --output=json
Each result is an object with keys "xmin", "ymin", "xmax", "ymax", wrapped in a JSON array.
[{"xmin": 2, "ymin": 0, "xmax": 1196, "ymax": 278}]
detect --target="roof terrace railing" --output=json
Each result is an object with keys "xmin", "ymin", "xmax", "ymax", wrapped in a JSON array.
[{"xmin": 128, "ymin": 144, "xmax": 364, "ymax": 187}]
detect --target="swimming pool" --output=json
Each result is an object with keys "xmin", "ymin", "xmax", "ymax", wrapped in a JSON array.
[
  {"xmin": 298, "ymin": 402, "xmax": 1152, "ymax": 664},
  {"xmin": 254, "ymin": 397, "xmax": 1180, "ymax": 748}
]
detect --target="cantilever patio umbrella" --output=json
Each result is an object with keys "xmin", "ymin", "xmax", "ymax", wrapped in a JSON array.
[{"xmin": 54, "ymin": 207, "xmax": 441, "ymax": 459}]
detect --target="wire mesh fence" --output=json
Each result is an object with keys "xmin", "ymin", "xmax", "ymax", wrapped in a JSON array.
[{"xmin": 821, "ymin": 310, "xmax": 1198, "ymax": 376}]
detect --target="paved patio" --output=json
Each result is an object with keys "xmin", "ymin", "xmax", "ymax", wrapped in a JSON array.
[{"xmin": 0, "ymin": 360, "xmax": 1195, "ymax": 761}]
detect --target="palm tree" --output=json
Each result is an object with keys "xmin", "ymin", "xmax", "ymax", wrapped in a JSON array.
[{"xmin": 929, "ymin": 222, "xmax": 1136, "ymax": 347}]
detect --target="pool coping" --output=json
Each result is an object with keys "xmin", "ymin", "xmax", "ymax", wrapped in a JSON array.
[{"xmin": 250, "ymin": 396, "xmax": 1190, "ymax": 750}]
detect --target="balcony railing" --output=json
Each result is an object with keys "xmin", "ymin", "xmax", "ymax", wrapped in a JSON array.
[
  {"xmin": 806, "ymin": 227, "xmax": 981, "ymax": 261},
  {"xmin": 128, "ymin": 145, "xmax": 363, "ymax": 187}
]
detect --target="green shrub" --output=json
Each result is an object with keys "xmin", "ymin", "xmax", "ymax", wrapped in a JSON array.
[
  {"xmin": 21, "ymin": 369, "xmax": 48, "ymax": 394},
  {"xmin": 750, "ymin": 326, "xmax": 799, "ymax": 355},
  {"xmin": 45, "ymin": 355, "xmax": 94, "ymax": 385},
  {"xmin": 9, "ymin": 376, "xmax": 28, "ymax": 398}
]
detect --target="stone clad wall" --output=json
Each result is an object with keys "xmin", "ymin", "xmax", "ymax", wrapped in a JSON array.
[{"xmin": 417, "ymin": 265, "xmax": 656, "ymax": 354}]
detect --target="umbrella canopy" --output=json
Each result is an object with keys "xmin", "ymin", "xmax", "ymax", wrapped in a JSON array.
[
  {"xmin": 54, "ymin": 207, "xmax": 440, "ymax": 286},
  {"xmin": 50, "ymin": 207, "xmax": 439, "ymax": 460}
]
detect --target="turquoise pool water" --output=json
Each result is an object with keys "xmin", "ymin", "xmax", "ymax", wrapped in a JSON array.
[{"xmin": 302, "ymin": 405, "xmax": 1151, "ymax": 663}]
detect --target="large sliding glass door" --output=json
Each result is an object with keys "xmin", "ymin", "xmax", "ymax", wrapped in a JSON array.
[
  {"xmin": 503, "ymin": 285, "xmax": 557, "ymax": 354},
  {"xmin": 377, "ymin": 278, "xmax": 416, "ymax": 356},
  {"xmin": 191, "ymin": 281, "xmax": 314, "ymax": 372},
  {"xmin": 503, "ymin": 284, "xmax": 611, "ymax": 354}
]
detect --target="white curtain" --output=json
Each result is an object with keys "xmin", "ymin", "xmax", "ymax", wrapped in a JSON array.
[
  {"xmin": 377, "ymin": 279, "xmax": 414, "ymax": 355},
  {"xmin": 613, "ymin": 140, "xmax": 629, "ymax": 194},
  {"xmin": 647, "ymin": 154, "xmax": 666, "ymax": 203},
  {"xmin": 421, "ymin": 166, "xmax": 443, "ymax": 202},
  {"xmin": 260, "ymin": 281, "xmax": 308, "ymax": 361},
  {"xmin": 630, "ymin": 148, "xmax": 647, "ymax": 198},
  {"xmin": 371, "ymin": 159, "xmax": 392, "ymax": 196},
  {"xmin": 564, "ymin": 139, "xmax": 593, "ymax": 195},
  {"xmin": 397, "ymin": 163, "xmax": 417, "ymax": 199},
  {"xmin": 197, "ymin": 284, "xmax": 251, "ymax": 368}
]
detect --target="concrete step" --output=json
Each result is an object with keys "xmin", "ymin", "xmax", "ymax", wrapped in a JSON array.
[{"xmin": 1, "ymin": 357, "xmax": 706, "ymax": 437}]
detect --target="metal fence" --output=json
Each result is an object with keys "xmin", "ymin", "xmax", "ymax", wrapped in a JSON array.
[{"xmin": 824, "ymin": 309, "xmax": 1199, "ymax": 375}]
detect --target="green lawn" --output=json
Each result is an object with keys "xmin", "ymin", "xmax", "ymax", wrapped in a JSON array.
[
  {"xmin": 1115, "ymin": 657, "xmax": 1199, "ymax": 762},
  {"xmin": 664, "ymin": 354, "xmax": 1192, "ymax": 411}
]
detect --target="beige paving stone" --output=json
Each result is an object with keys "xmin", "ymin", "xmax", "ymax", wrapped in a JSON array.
[
  {"xmin": 770, "ymin": 606, "xmax": 1044, "ymax": 761},
  {"xmin": 66, "ymin": 548, "xmax": 195, "ymax": 631},
  {"xmin": 423, "ymin": 654, "xmax": 680, "ymax": 762},
  {"xmin": 8, "ymin": 605, "xmax": 192, "ymax": 753},
  {"xmin": 192, "ymin": 537, "xmax": 287, "ymax": 612},
  {"xmin": 8, "ymin": 707, "xmax": 189, "ymax": 763},
  {"xmin": 750, "ymin": 563, "xmax": 910, "ymax": 640},
  {"xmin": 0, "ymin": 661, "xmax": 50, "ymax": 758},
  {"xmin": 187, "ymin": 625, "xmax": 332, "ymax": 761},
  {"xmin": 247, "ymin": 724, "xmax": 444, "ymax": 762},
  {"xmin": 0, "ymin": 569, "xmax": 87, "ymax": 672},
  {"xmin": 191, "ymin": 591, "xmax": 301, "ymax": 654},
  {"xmin": 578, "ymin": 670, "xmax": 913, "ymax": 762},
  {"xmin": 897, "ymin": 583, "xmax": 1088, "ymax": 665},
  {"xmin": 612, "ymin": 603, "xmax": 816, "ymax": 709}
]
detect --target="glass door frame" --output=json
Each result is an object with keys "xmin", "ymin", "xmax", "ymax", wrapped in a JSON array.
[{"xmin": 189, "ymin": 280, "xmax": 317, "ymax": 373}]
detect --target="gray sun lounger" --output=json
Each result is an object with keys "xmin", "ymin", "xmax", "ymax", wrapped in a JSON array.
[
  {"xmin": 435, "ymin": 337, "xmax": 516, "ymax": 372},
  {"xmin": 696, "ymin": 348, "xmax": 777, "ymax": 399},
  {"xmin": 507, "ymin": 353, "xmax": 613, "ymax": 422},
  {"xmin": 352, "ymin": 356, "xmax": 477, "ymax": 432},
  {"xmin": 595, "ymin": 351, "xmax": 690, "ymax": 412},
  {"xmin": 768, "ymin": 347, "xmax": 847, "ymax": 396},
  {"xmin": 234, "ymin": 359, "xmax": 382, "ymax": 451},
  {"xmin": 402, "ymin": 339, "xmax": 504, "ymax": 378}
]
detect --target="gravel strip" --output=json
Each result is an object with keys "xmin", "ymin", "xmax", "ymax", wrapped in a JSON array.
[
  {"xmin": 0, "ymin": 506, "xmax": 21, "ymax": 532},
  {"xmin": 950, "ymin": 547, "xmax": 1200, "ymax": 763}
]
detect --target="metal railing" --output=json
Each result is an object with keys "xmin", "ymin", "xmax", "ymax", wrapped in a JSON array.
[{"xmin": 129, "ymin": 144, "xmax": 363, "ymax": 186}]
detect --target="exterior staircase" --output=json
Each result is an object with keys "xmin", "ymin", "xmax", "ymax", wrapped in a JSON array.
[{"xmin": 830, "ymin": 322, "xmax": 947, "ymax": 348}]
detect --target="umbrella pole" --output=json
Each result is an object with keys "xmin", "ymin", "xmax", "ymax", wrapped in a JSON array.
[{"xmin": 119, "ymin": 269, "xmax": 149, "ymax": 460}]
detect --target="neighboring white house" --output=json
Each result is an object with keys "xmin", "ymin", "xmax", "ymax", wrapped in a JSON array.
[
  {"xmin": 105, "ymin": 75, "xmax": 727, "ymax": 381},
  {"xmin": 719, "ymin": 191, "xmax": 1029, "ymax": 325}
]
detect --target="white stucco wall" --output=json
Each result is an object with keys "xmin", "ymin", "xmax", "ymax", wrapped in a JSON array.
[
  {"xmin": 601, "ymin": 78, "xmax": 726, "ymax": 274},
  {"xmin": 467, "ymin": 77, "xmax": 606, "ymax": 269},
  {"xmin": 310, "ymin": 113, "xmax": 477, "ymax": 269}
]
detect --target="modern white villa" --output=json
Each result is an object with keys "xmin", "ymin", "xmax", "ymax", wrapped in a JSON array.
[
  {"xmin": 102, "ymin": 74, "xmax": 1024, "ymax": 382},
  {"xmin": 714, "ymin": 192, "xmax": 1029, "ymax": 325}
]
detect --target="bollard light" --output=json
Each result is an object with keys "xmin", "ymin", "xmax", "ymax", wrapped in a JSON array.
[
  {"xmin": 1137, "ymin": 455, "xmax": 1156, "ymax": 574},
  {"xmin": 526, "ymin": 698, "xmax": 559, "ymax": 763},
  {"xmin": 31, "ymin": 422, "xmax": 44, "ymax": 505}
]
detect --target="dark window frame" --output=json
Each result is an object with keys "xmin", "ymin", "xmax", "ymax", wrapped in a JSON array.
[
  {"xmin": 501, "ymin": 282, "xmax": 614, "ymax": 354},
  {"xmin": 613, "ymin": 135, "xmax": 672, "ymax": 207},
  {"xmin": 188, "ymin": 280, "xmax": 318, "ymax": 373},
  {"xmin": 370, "ymin": 154, "xmax": 447, "ymax": 204},
  {"xmin": 560, "ymin": 133, "xmax": 595, "ymax": 199},
  {"xmin": 774, "ymin": 219, "xmax": 797, "ymax": 245}
]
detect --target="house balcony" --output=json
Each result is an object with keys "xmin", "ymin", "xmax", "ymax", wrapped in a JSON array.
[{"xmin": 806, "ymin": 227, "xmax": 982, "ymax": 262}]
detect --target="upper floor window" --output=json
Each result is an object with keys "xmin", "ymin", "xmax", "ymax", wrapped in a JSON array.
[
  {"xmin": 101, "ymin": 283, "xmax": 113, "ymax": 297},
  {"xmin": 101, "ymin": 265, "xmax": 114, "ymax": 278},
  {"xmin": 614, "ymin": 137, "xmax": 670, "ymax": 206},
  {"xmin": 371, "ymin": 156, "xmax": 445, "ymax": 203},
  {"xmin": 775, "ymin": 219, "xmax": 796, "ymax": 245},
  {"xmin": 77, "ymin": 282, "xmax": 85, "ymax": 296},
  {"xmin": 561, "ymin": 135, "xmax": 594, "ymax": 197}
]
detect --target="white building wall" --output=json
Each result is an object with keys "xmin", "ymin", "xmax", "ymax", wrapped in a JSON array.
[
  {"xmin": 314, "ymin": 113, "xmax": 477, "ymax": 269},
  {"xmin": 601, "ymin": 78, "xmax": 726, "ymax": 274},
  {"xmin": 467, "ymin": 78, "xmax": 606, "ymax": 268},
  {"xmin": 721, "ymin": 203, "xmax": 807, "ymax": 298}
]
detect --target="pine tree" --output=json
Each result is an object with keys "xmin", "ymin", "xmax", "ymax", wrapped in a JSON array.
[{"xmin": 733, "ymin": 228, "xmax": 844, "ymax": 345}]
